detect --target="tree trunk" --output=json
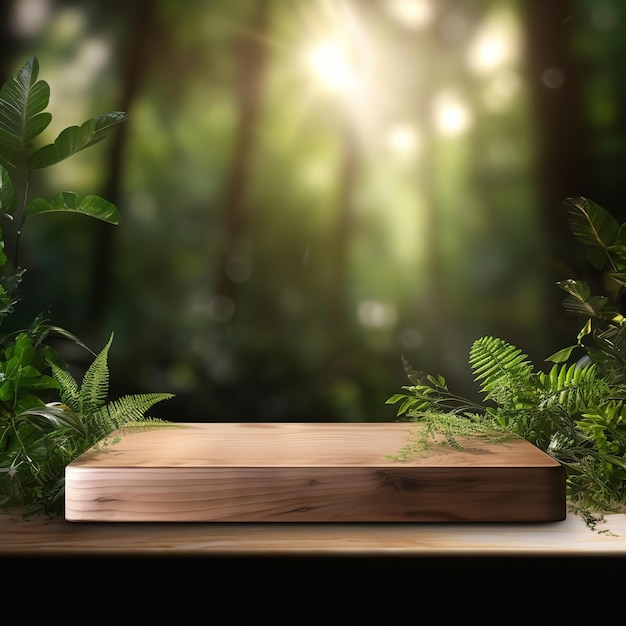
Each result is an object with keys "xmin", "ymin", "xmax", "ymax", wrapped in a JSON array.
[
  {"xmin": 214, "ymin": 1, "xmax": 271, "ymax": 300},
  {"xmin": 86, "ymin": 0, "xmax": 157, "ymax": 330},
  {"xmin": 519, "ymin": 0, "xmax": 589, "ymax": 273}
]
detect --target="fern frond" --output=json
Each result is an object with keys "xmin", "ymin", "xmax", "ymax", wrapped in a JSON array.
[
  {"xmin": 79, "ymin": 332, "xmax": 113, "ymax": 415},
  {"xmin": 538, "ymin": 362, "xmax": 609, "ymax": 415},
  {"xmin": 469, "ymin": 336, "xmax": 537, "ymax": 415},
  {"xmin": 116, "ymin": 418, "xmax": 182, "ymax": 433},
  {"xmin": 105, "ymin": 392, "xmax": 175, "ymax": 428},
  {"xmin": 577, "ymin": 401, "xmax": 626, "ymax": 456},
  {"xmin": 49, "ymin": 362, "xmax": 80, "ymax": 412},
  {"xmin": 86, "ymin": 392, "xmax": 175, "ymax": 441},
  {"xmin": 47, "ymin": 335, "xmax": 175, "ymax": 446},
  {"xmin": 470, "ymin": 336, "xmax": 534, "ymax": 392},
  {"xmin": 387, "ymin": 410, "xmax": 515, "ymax": 461}
]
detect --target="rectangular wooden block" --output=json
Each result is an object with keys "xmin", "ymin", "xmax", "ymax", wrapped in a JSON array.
[{"xmin": 64, "ymin": 422, "xmax": 566, "ymax": 523}]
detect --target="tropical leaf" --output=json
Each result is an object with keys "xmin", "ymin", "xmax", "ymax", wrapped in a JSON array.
[
  {"xmin": 16, "ymin": 403, "xmax": 87, "ymax": 437},
  {"xmin": 386, "ymin": 198, "xmax": 626, "ymax": 528},
  {"xmin": 561, "ymin": 293, "xmax": 613, "ymax": 319},
  {"xmin": 0, "ymin": 57, "xmax": 171, "ymax": 518},
  {"xmin": 25, "ymin": 192, "xmax": 120, "ymax": 224},
  {"xmin": 385, "ymin": 393, "xmax": 423, "ymax": 416},
  {"xmin": 557, "ymin": 279, "xmax": 615, "ymax": 320},
  {"xmin": 0, "ymin": 56, "xmax": 51, "ymax": 156},
  {"xmin": 27, "ymin": 111, "xmax": 127, "ymax": 169},
  {"xmin": 565, "ymin": 196, "xmax": 619, "ymax": 269},
  {"xmin": 558, "ymin": 278, "xmax": 590, "ymax": 302},
  {"xmin": 546, "ymin": 345, "xmax": 579, "ymax": 363},
  {"xmin": 0, "ymin": 165, "xmax": 17, "ymax": 218},
  {"xmin": 606, "ymin": 270, "xmax": 626, "ymax": 287},
  {"xmin": 580, "ymin": 332, "xmax": 626, "ymax": 374}
]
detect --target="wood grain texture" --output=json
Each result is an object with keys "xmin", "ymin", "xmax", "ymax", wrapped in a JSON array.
[
  {"xmin": 64, "ymin": 422, "xmax": 566, "ymax": 523},
  {"xmin": 2, "ymin": 512, "xmax": 626, "ymax": 556}
]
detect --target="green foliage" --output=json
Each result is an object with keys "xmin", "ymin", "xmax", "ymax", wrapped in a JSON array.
[
  {"xmin": 50, "ymin": 333, "xmax": 174, "ymax": 440},
  {"xmin": 387, "ymin": 195, "xmax": 626, "ymax": 527},
  {"xmin": 385, "ymin": 410, "xmax": 515, "ymax": 462},
  {"xmin": 0, "ymin": 57, "xmax": 173, "ymax": 516},
  {"xmin": 0, "ymin": 333, "xmax": 174, "ymax": 514}
]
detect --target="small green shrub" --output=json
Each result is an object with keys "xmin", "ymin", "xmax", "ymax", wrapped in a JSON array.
[
  {"xmin": 387, "ymin": 197, "xmax": 626, "ymax": 529},
  {"xmin": 0, "ymin": 57, "xmax": 173, "ymax": 516}
]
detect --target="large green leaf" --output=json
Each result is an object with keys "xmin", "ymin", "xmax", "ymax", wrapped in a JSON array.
[
  {"xmin": 0, "ymin": 56, "xmax": 51, "ymax": 154},
  {"xmin": 0, "ymin": 164, "xmax": 17, "ymax": 217},
  {"xmin": 565, "ymin": 196, "xmax": 619, "ymax": 269},
  {"xmin": 545, "ymin": 345, "xmax": 579, "ymax": 363},
  {"xmin": 25, "ymin": 192, "xmax": 120, "ymax": 224},
  {"xmin": 557, "ymin": 279, "xmax": 615, "ymax": 319},
  {"xmin": 27, "ymin": 111, "xmax": 128, "ymax": 169},
  {"xmin": 17, "ymin": 404, "xmax": 87, "ymax": 437},
  {"xmin": 557, "ymin": 278, "xmax": 590, "ymax": 301},
  {"xmin": 606, "ymin": 270, "xmax": 626, "ymax": 287}
]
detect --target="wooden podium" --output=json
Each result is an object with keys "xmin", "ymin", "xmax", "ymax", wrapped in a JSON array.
[{"xmin": 64, "ymin": 422, "xmax": 566, "ymax": 523}]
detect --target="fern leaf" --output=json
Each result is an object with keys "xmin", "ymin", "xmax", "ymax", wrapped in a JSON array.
[
  {"xmin": 538, "ymin": 362, "xmax": 607, "ymax": 416},
  {"xmin": 470, "ymin": 336, "xmax": 534, "ymax": 395},
  {"xmin": 79, "ymin": 333, "xmax": 113, "ymax": 414},
  {"xmin": 106, "ymin": 392, "xmax": 174, "ymax": 428},
  {"xmin": 88, "ymin": 392, "xmax": 175, "ymax": 441},
  {"xmin": 49, "ymin": 361, "xmax": 80, "ymax": 412}
]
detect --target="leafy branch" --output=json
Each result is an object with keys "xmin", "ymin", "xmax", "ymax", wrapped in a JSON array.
[
  {"xmin": 0, "ymin": 56, "xmax": 173, "ymax": 516},
  {"xmin": 387, "ymin": 196, "xmax": 626, "ymax": 529}
]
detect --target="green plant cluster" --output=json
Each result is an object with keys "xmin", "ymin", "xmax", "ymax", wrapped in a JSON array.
[
  {"xmin": 387, "ymin": 196, "xmax": 626, "ymax": 528},
  {"xmin": 0, "ymin": 57, "xmax": 173, "ymax": 516}
]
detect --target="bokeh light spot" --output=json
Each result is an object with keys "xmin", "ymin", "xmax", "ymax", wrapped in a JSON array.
[
  {"xmin": 357, "ymin": 299, "xmax": 398, "ymax": 328},
  {"xmin": 208, "ymin": 295, "xmax": 235, "ymax": 322},
  {"xmin": 225, "ymin": 256, "xmax": 252, "ymax": 283},
  {"xmin": 542, "ymin": 67, "xmax": 565, "ymax": 89}
]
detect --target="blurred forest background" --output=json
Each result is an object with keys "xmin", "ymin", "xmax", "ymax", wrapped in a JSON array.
[{"xmin": 0, "ymin": 0, "xmax": 625, "ymax": 423}]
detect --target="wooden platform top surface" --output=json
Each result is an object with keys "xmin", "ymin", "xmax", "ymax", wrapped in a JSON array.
[{"xmin": 68, "ymin": 421, "xmax": 561, "ymax": 469}]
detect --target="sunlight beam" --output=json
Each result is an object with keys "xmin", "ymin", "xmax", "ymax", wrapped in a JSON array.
[{"xmin": 307, "ymin": 41, "xmax": 356, "ymax": 94}]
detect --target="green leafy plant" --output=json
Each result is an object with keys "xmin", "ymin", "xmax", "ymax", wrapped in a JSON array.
[
  {"xmin": 387, "ymin": 196, "xmax": 626, "ymax": 529},
  {"xmin": 0, "ymin": 56, "xmax": 173, "ymax": 516}
]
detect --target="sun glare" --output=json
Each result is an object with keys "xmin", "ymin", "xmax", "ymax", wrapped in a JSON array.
[
  {"xmin": 385, "ymin": 0, "xmax": 434, "ymax": 29},
  {"xmin": 285, "ymin": 2, "xmax": 522, "ymax": 153},
  {"xmin": 307, "ymin": 41, "xmax": 356, "ymax": 94},
  {"xmin": 433, "ymin": 93, "xmax": 472, "ymax": 136},
  {"xmin": 386, "ymin": 123, "xmax": 420, "ymax": 156},
  {"xmin": 467, "ymin": 8, "xmax": 520, "ymax": 74}
]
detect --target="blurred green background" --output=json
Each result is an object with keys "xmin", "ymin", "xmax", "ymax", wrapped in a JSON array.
[{"xmin": 1, "ymin": 0, "xmax": 625, "ymax": 423}]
